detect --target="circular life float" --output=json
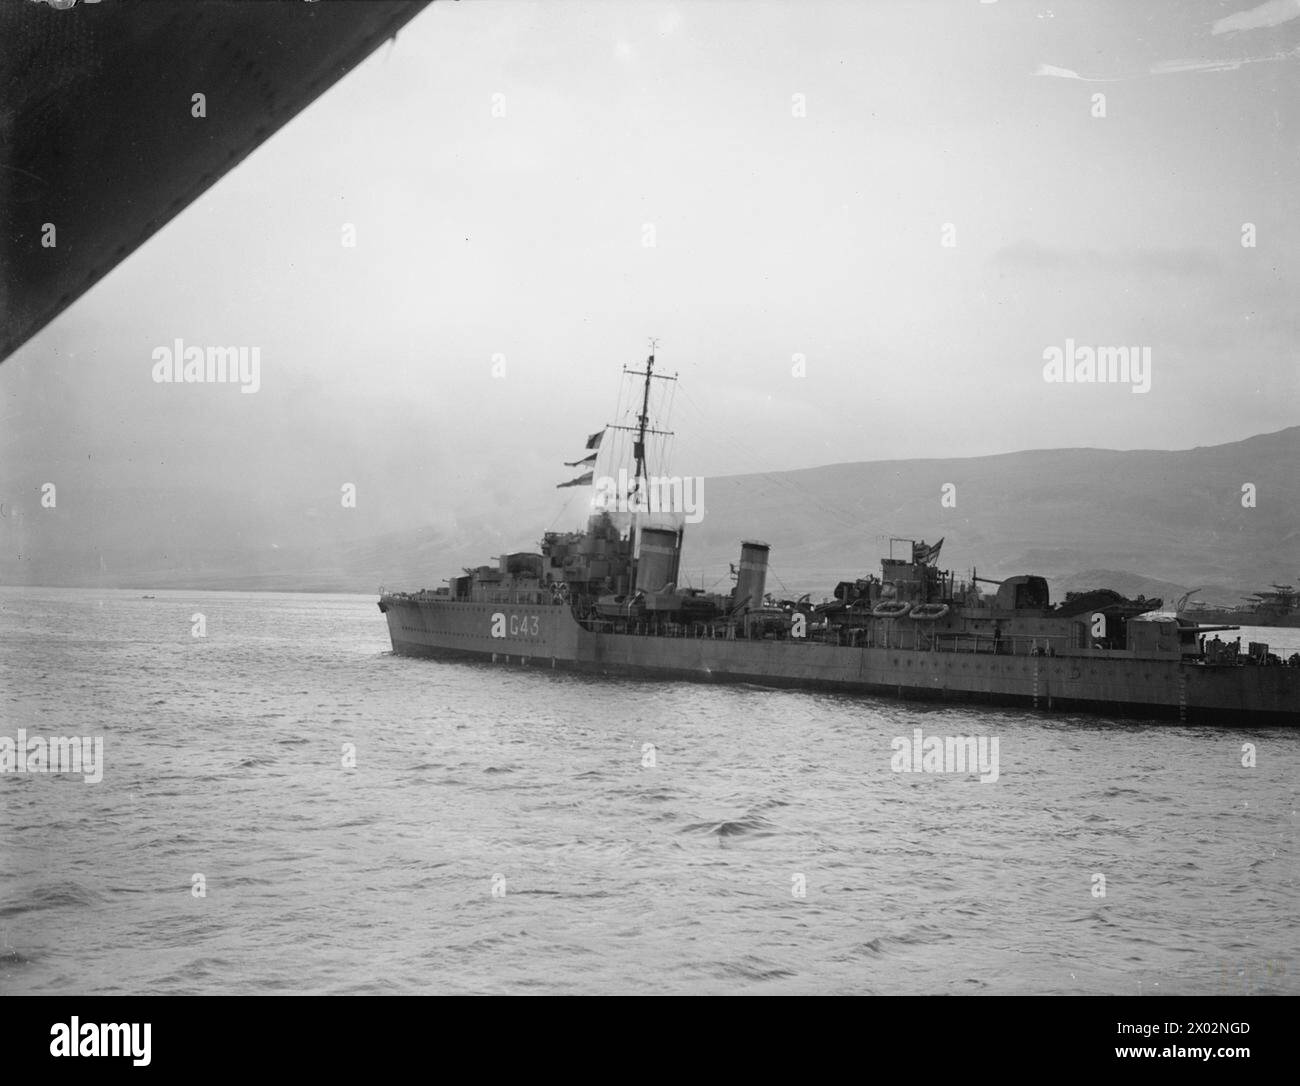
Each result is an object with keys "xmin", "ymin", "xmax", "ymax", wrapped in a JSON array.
[
  {"xmin": 908, "ymin": 603, "xmax": 950, "ymax": 620},
  {"xmin": 871, "ymin": 600, "xmax": 912, "ymax": 618}
]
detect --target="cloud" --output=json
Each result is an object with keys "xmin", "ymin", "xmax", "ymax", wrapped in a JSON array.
[
  {"xmin": 1036, "ymin": 42, "xmax": 1300, "ymax": 80},
  {"xmin": 1212, "ymin": 0, "xmax": 1300, "ymax": 35},
  {"xmin": 1039, "ymin": 2, "xmax": 1300, "ymax": 81},
  {"xmin": 1151, "ymin": 43, "xmax": 1300, "ymax": 74},
  {"xmin": 1035, "ymin": 63, "xmax": 1090, "ymax": 80}
]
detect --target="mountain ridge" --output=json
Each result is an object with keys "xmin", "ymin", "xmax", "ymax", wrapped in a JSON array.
[{"xmin": 3, "ymin": 426, "xmax": 1295, "ymax": 601}]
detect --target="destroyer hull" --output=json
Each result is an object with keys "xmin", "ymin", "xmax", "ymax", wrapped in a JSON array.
[{"xmin": 381, "ymin": 597, "xmax": 1299, "ymax": 726}]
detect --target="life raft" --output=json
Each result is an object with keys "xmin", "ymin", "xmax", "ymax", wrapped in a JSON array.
[
  {"xmin": 908, "ymin": 603, "xmax": 950, "ymax": 620},
  {"xmin": 871, "ymin": 601, "xmax": 912, "ymax": 618}
]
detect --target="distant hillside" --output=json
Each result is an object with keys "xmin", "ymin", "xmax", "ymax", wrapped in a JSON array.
[
  {"xmin": 679, "ymin": 426, "xmax": 1299, "ymax": 601},
  {"xmin": 3, "ymin": 426, "xmax": 1296, "ymax": 598},
  {"xmin": 1046, "ymin": 570, "xmax": 1249, "ymax": 609}
]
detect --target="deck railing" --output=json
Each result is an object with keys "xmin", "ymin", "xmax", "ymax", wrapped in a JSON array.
[{"xmin": 580, "ymin": 620, "xmax": 1113, "ymax": 658}]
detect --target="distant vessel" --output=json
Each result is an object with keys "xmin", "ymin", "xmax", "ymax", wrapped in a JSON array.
[
  {"xmin": 380, "ymin": 353, "xmax": 1299, "ymax": 727},
  {"xmin": 1179, "ymin": 586, "xmax": 1300, "ymax": 629}
]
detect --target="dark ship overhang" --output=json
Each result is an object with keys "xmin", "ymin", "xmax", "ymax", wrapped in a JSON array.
[{"xmin": 0, "ymin": 0, "xmax": 436, "ymax": 364}]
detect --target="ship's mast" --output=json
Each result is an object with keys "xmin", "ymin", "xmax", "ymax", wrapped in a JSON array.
[
  {"xmin": 608, "ymin": 339, "xmax": 676, "ymax": 508},
  {"xmin": 607, "ymin": 339, "xmax": 676, "ymax": 586},
  {"xmin": 634, "ymin": 346, "xmax": 655, "ymax": 485}
]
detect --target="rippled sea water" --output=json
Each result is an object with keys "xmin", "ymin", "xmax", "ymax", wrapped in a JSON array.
[{"xmin": 1, "ymin": 587, "xmax": 1296, "ymax": 995}]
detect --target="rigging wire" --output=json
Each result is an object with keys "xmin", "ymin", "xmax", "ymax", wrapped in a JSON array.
[
  {"xmin": 672, "ymin": 383, "xmax": 867, "ymax": 536},
  {"xmin": 544, "ymin": 495, "xmax": 582, "ymax": 535},
  {"xmin": 766, "ymin": 564, "xmax": 791, "ymax": 596}
]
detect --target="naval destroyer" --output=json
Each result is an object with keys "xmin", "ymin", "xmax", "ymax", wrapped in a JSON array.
[{"xmin": 380, "ymin": 353, "xmax": 1299, "ymax": 727}]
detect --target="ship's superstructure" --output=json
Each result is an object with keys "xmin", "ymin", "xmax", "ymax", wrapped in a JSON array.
[{"xmin": 380, "ymin": 353, "xmax": 1300, "ymax": 726}]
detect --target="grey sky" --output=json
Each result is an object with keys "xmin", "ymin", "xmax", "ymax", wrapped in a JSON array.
[{"xmin": 3, "ymin": 0, "xmax": 1298, "ymax": 563}]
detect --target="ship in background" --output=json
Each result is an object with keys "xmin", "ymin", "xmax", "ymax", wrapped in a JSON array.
[
  {"xmin": 380, "ymin": 351, "xmax": 1299, "ymax": 727},
  {"xmin": 1178, "ymin": 586, "xmax": 1300, "ymax": 629}
]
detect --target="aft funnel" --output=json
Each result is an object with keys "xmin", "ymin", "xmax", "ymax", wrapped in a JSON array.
[{"xmin": 733, "ymin": 540, "xmax": 770, "ymax": 610}]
